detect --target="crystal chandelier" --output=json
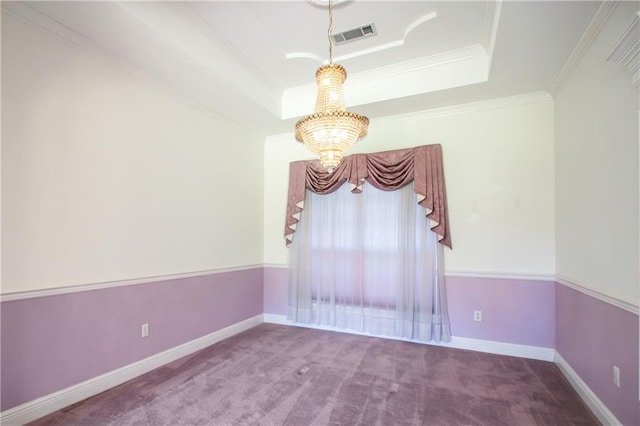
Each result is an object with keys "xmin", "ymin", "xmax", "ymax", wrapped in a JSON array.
[{"xmin": 294, "ymin": 0, "xmax": 369, "ymax": 172}]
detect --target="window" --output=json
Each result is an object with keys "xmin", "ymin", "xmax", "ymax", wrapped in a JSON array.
[{"xmin": 289, "ymin": 181, "xmax": 449, "ymax": 342}]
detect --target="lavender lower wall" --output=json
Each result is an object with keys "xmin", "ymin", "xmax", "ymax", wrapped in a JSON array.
[
  {"xmin": 556, "ymin": 284, "xmax": 639, "ymax": 426},
  {"xmin": 262, "ymin": 267, "xmax": 556, "ymax": 348},
  {"xmin": 263, "ymin": 267, "xmax": 288, "ymax": 315},
  {"xmin": 446, "ymin": 276, "xmax": 556, "ymax": 348},
  {"xmin": 1, "ymin": 268, "xmax": 263, "ymax": 411},
  {"xmin": 5, "ymin": 266, "xmax": 637, "ymax": 423}
]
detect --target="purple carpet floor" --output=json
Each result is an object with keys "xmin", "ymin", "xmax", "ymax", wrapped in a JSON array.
[{"xmin": 30, "ymin": 323, "xmax": 599, "ymax": 425}]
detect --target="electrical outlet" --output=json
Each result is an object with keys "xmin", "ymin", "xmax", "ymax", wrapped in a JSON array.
[
  {"xmin": 473, "ymin": 310, "xmax": 482, "ymax": 322},
  {"xmin": 141, "ymin": 323, "xmax": 149, "ymax": 338},
  {"xmin": 613, "ymin": 366, "xmax": 620, "ymax": 387}
]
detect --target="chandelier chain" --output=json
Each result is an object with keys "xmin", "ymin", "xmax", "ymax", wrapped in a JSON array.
[{"xmin": 328, "ymin": 0, "xmax": 333, "ymax": 64}]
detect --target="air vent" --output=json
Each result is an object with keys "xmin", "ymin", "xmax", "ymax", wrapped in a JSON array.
[{"xmin": 332, "ymin": 23, "xmax": 377, "ymax": 45}]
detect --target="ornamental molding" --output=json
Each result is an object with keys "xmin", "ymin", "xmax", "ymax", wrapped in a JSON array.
[
  {"xmin": 1, "ymin": 2, "xmax": 214, "ymax": 116},
  {"xmin": 607, "ymin": 11, "xmax": 640, "ymax": 88},
  {"xmin": 373, "ymin": 91, "xmax": 552, "ymax": 125},
  {"xmin": 550, "ymin": 1, "xmax": 618, "ymax": 96}
]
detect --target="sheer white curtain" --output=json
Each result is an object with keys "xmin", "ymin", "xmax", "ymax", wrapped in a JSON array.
[{"xmin": 288, "ymin": 181, "xmax": 450, "ymax": 343}]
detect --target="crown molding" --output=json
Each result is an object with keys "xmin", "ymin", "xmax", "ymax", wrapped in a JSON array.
[
  {"xmin": 285, "ymin": 44, "xmax": 487, "ymax": 99},
  {"xmin": 295, "ymin": 0, "xmax": 500, "ymax": 109},
  {"xmin": 607, "ymin": 11, "xmax": 640, "ymax": 88},
  {"xmin": 165, "ymin": 2, "xmax": 282, "ymax": 100},
  {"xmin": 550, "ymin": 1, "xmax": 619, "ymax": 96},
  {"xmin": 282, "ymin": 44, "xmax": 488, "ymax": 119},
  {"xmin": 480, "ymin": 0, "xmax": 495, "ymax": 52},
  {"xmin": 355, "ymin": 44, "xmax": 487, "ymax": 82},
  {"xmin": 481, "ymin": 0, "xmax": 502, "ymax": 67},
  {"xmin": 372, "ymin": 91, "xmax": 552, "ymax": 126},
  {"xmin": 0, "ymin": 2, "xmax": 249, "ymax": 128}
]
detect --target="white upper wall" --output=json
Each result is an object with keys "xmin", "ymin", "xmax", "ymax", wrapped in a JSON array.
[
  {"xmin": 554, "ymin": 2, "xmax": 639, "ymax": 306},
  {"xmin": 1, "ymin": 12, "xmax": 264, "ymax": 293},
  {"xmin": 265, "ymin": 94, "xmax": 556, "ymax": 276}
]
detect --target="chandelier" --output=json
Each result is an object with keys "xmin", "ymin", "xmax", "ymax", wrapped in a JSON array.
[{"xmin": 294, "ymin": 0, "xmax": 369, "ymax": 173}]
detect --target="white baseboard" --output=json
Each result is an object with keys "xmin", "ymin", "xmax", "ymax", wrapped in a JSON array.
[
  {"xmin": 262, "ymin": 313, "xmax": 291, "ymax": 325},
  {"xmin": 0, "ymin": 314, "xmax": 263, "ymax": 426},
  {"xmin": 262, "ymin": 314, "xmax": 555, "ymax": 361},
  {"xmin": 2, "ymin": 314, "xmax": 618, "ymax": 426},
  {"xmin": 448, "ymin": 336, "xmax": 555, "ymax": 361},
  {"xmin": 554, "ymin": 352, "xmax": 621, "ymax": 426}
]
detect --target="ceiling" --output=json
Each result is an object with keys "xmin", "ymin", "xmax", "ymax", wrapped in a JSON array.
[{"xmin": 5, "ymin": 1, "xmax": 601, "ymax": 135}]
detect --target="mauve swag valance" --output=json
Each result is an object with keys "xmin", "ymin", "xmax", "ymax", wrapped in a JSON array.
[{"xmin": 285, "ymin": 144, "xmax": 452, "ymax": 248}]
